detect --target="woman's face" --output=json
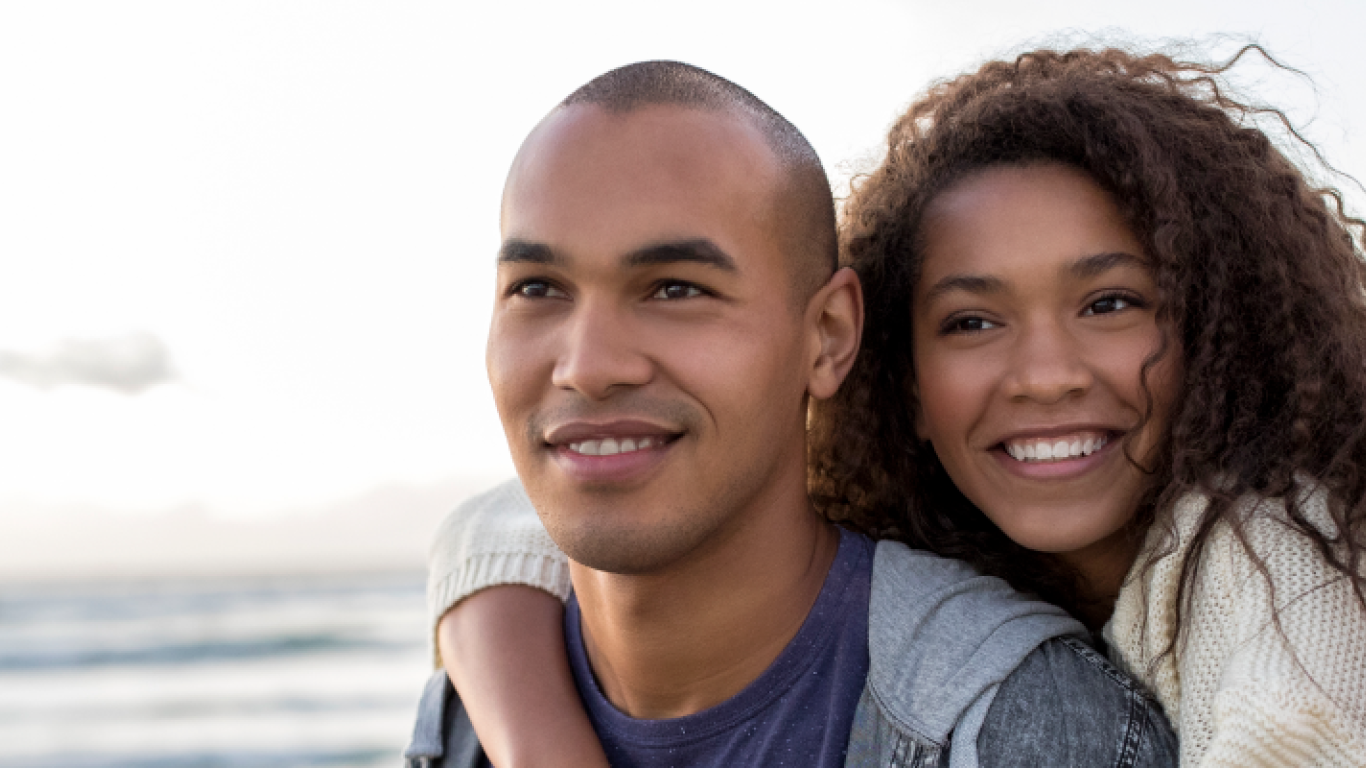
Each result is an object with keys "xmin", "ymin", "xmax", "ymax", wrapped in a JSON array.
[{"xmin": 911, "ymin": 163, "xmax": 1181, "ymax": 580}]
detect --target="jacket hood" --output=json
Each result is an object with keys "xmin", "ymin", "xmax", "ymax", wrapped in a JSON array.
[{"xmin": 867, "ymin": 541, "xmax": 1087, "ymax": 767}]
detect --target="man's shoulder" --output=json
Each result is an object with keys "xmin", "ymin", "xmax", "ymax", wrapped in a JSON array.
[{"xmin": 978, "ymin": 635, "xmax": 1177, "ymax": 768}]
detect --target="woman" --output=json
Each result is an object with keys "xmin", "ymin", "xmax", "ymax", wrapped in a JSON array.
[{"xmin": 431, "ymin": 47, "xmax": 1366, "ymax": 766}]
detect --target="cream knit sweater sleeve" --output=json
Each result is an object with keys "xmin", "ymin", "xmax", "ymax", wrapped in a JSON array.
[
  {"xmin": 426, "ymin": 477, "xmax": 571, "ymax": 668},
  {"xmin": 1108, "ymin": 491, "xmax": 1366, "ymax": 768}
]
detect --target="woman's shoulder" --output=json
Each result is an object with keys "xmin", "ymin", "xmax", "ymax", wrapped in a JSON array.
[
  {"xmin": 1113, "ymin": 485, "xmax": 1348, "ymax": 648},
  {"xmin": 1134, "ymin": 482, "xmax": 1346, "ymax": 583},
  {"xmin": 1110, "ymin": 484, "xmax": 1366, "ymax": 766}
]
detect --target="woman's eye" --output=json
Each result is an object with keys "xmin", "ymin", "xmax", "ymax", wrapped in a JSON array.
[
  {"xmin": 942, "ymin": 316, "xmax": 999, "ymax": 334},
  {"xmin": 652, "ymin": 282, "xmax": 703, "ymax": 300},
  {"xmin": 513, "ymin": 280, "xmax": 566, "ymax": 299},
  {"xmin": 1084, "ymin": 293, "xmax": 1140, "ymax": 316}
]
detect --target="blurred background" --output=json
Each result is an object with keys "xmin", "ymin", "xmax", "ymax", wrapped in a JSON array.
[{"xmin": 1, "ymin": 1, "xmax": 1362, "ymax": 766}]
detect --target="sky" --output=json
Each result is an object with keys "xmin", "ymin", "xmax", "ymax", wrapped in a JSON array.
[{"xmin": 1, "ymin": 1, "xmax": 1362, "ymax": 568}]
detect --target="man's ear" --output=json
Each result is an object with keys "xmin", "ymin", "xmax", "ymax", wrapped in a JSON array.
[{"xmin": 806, "ymin": 267, "xmax": 863, "ymax": 401}]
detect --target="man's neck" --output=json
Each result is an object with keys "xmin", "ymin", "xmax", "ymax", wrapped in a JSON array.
[{"xmin": 569, "ymin": 491, "xmax": 840, "ymax": 720}]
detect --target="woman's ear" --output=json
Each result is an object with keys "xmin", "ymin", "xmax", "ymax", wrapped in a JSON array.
[
  {"xmin": 909, "ymin": 375, "xmax": 929, "ymax": 441},
  {"xmin": 807, "ymin": 267, "xmax": 863, "ymax": 401}
]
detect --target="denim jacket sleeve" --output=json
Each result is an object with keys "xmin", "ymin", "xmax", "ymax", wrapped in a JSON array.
[
  {"xmin": 845, "ymin": 636, "xmax": 1177, "ymax": 768},
  {"xmin": 404, "ymin": 669, "xmax": 486, "ymax": 768},
  {"xmin": 973, "ymin": 636, "xmax": 1177, "ymax": 768}
]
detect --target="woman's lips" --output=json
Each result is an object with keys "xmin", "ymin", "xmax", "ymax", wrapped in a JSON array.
[
  {"xmin": 1002, "ymin": 430, "xmax": 1112, "ymax": 462},
  {"xmin": 991, "ymin": 429, "xmax": 1122, "ymax": 481}
]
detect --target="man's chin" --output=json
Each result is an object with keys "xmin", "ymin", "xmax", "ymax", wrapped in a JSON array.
[{"xmin": 549, "ymin": 517, "xmax": 715, "ymax": 576}]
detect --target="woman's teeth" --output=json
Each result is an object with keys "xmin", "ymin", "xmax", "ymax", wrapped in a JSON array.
[
  {"xmin": 1004, "ymin": 434, "xmax": 1108, "ymax": 462},
  {"xmin": 567, "ymin": 436, "xmax": 661, "ymax": 457}
]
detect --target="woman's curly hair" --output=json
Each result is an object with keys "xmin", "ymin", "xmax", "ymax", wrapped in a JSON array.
[{"xmin": 809, "ymin": 45, "xmax": 1366, "ymax": 626}]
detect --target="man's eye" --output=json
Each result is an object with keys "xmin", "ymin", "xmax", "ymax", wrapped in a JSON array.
[
  {"xmin": 652, "ymin": 282, "xmax": 703, "ymax": 300},
  {"xmin": 514, "ymin": 280, "xmax": 566, "ymax": 299}
]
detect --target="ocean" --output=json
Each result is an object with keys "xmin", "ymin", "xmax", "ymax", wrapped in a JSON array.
[{"xmin": 0, "ymin": 571, "xmax": 432, "ymax": 768}]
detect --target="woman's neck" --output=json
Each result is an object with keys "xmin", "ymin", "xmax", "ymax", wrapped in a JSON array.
[{"xmin": 1055, "ymin": 529, "xmax": 1144, "ymax": 629}]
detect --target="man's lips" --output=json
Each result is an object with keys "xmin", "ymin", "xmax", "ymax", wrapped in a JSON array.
[
  {"xmin": 544, "ymin": 419, "xmax": 684, "ymax": 458},
  {"xmin": 540, "ymin": 419, "xmax": 684, "ymax": 485}
]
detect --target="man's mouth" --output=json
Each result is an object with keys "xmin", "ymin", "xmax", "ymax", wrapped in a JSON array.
[
  {"xmin": 565, "ymin": 435, "xmax": 666, "ymax": 457},
  {"xmin": 541, "ymin": 419, "xmax": 686, "ymax": 484},
  {"xmin": 1000, "ymin": 430, "xmax": 1114, "ymax": 463},
  {"xmin": 544, "ymin": 418, "xmax": 685, "ymax": 457}
]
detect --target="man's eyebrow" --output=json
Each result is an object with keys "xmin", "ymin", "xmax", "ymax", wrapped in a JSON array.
[
  {"xmin": 923, "ymin": 274, "xmax": 1006, "ymax": 302},
  {"xmin": 1069, "ymin": 250, "xmax": 1146, "ymax": 279},
  {"xmin": 497, "ymin": 240, "xmax": 557, "ymax": 265},
  {"xmin": 624, "ymin": 239, "xmax": 738, "ymax": 272}
]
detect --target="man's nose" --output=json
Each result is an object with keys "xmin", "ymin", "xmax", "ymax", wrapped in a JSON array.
[
  {"xmin": 1001, "ymin": 321, "xmax": 1093, "ymax": 404},
  {"xmin": 551, "ymin": 300, "xmax": 652, "ymax": 400}
]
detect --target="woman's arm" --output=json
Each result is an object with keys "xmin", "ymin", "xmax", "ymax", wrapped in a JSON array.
[
  {"xmin": 426, "ymin": 479, "xmax": 607, "ymax": 767},
  {"xmin": 439, "ymin": 586, "xmax": 609, "ymax": 768}
]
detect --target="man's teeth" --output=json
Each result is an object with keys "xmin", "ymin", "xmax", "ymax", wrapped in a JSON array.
[
  {"xmin": 1004, "ymin": 435, "xmax": 1109, "ymax": 462},
  {"xmin": 567, "ymin": 436, "xmax": 661, "ymax": 457}
]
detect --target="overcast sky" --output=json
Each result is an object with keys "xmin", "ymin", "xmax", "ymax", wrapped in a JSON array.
[{"xmin": 2, "ymin": 0, "xmax": 1362, "ymax": 522}]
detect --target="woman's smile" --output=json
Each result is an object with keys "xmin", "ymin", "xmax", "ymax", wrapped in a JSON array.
[{"xmin": 990, "ymin": 427, "xmax": 1122, "ymax": 481}]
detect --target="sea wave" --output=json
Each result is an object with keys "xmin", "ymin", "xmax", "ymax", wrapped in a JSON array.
[
  {"xmin": 0, "ymin": 572, "xmax": 431, "ymax": 767},
  {"xmin": 3, "ymin": 747, "xmax": 397, "ymax": 768}
]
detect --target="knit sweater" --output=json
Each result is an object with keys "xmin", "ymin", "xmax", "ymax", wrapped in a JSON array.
[
  {"xmin": 1106, "ymin": 489, "xmax": 1366, "ymax": 767},
  {"xmin": 428, "ymin": 479, "xmax": 1366, "ymax": 767},
  {"xmin": 427, "ymin": 479, "xmax": 572, "ymax": 669}
]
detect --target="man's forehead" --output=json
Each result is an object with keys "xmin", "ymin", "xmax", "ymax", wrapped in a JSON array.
[
  {"xmin": 500, "ymin": 103, "xmax": 783, "ymax": 264},
  {"xmin": 514, "ymin": 102, "xmax": 770, "ymax": 170}
]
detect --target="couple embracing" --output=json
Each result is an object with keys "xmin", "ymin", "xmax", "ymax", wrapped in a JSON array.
[{"xmin": 408, "ymin": 50, "xmax": 1366, "ymax": 768}]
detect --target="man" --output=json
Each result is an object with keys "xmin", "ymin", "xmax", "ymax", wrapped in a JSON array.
[{"xmin": 406, "ymin": 62, "xmax": 1176, "ymax": 767}]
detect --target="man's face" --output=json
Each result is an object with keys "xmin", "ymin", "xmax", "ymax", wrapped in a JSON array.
[{"xmin": 489, "ymin": 104, "xmax": 814, "ymax": 574}]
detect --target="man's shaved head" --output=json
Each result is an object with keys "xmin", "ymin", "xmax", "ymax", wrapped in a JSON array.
[
  {"xmin": 557, "ymin": 61, "xmax": 837, "ymax": 301},
  {"xmin": 493, "ymin": 60, "xmax": 864, "ymax": 580}
]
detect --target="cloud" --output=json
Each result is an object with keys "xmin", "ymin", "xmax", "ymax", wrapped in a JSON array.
[{"xmin": 0, "ymin": 332, "xmax": 176, "ymax": 394}]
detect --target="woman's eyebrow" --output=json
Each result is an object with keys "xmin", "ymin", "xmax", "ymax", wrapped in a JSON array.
[
  {"xmin": 1069, "ymin": 250, "xmax": 1146, "ymax": 279},
  {"xmin": 923, "ymin": 274, "xmax": 1006, "ymax": 302}
]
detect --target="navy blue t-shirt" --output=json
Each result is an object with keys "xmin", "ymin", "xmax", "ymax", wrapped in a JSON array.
[{"xmin": 564, "ymin": 528, "xmax": 873, "ymax": 768}]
